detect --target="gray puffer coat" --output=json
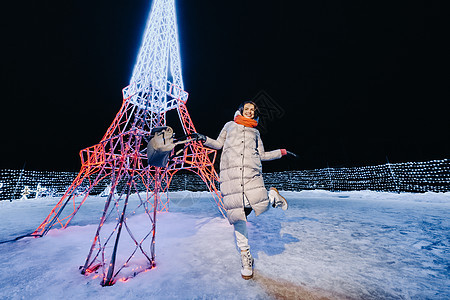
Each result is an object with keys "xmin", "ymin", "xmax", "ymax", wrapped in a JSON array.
[{"xmin": 204, "ymin": 115, "xmax": 282, "ymax": 224}]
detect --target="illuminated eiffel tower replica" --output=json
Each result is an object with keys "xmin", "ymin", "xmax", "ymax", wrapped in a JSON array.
[{"xmin": 32, "ymin": 0, "xmax": 225, "ymax": 286}]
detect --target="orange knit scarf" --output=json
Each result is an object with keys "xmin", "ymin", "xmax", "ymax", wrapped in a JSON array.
[{"xmin": 234, "ymin": 115, "xmax": 258, "ymax": 128}]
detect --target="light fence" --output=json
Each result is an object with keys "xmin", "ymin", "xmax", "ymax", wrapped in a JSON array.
[
  {"xmin": 0, "ymin": 169, "xmax": 78, "ymax": 201},
  {"xmin": 263, "ymin": 159, "xmax": 450, "ymax": 193},
  {"xmin": 1, "ymin": 159, "xmax": 449, "ymax": 201}
]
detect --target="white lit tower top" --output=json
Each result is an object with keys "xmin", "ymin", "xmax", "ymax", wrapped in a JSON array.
[{"xmin": 123, "ymin": 0, "xmax": 187, "ymax": 115}]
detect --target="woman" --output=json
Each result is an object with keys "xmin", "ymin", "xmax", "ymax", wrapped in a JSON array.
[{"xmin": 196, "ymin": 101, "xmax": 293, "ymax": 279}]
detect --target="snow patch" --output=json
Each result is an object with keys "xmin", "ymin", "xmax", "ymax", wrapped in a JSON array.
[{"xmin": 0, "ymin": 191, "xmax": 449, "ymax": 299}]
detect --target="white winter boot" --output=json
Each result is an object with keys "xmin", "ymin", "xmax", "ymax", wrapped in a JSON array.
[
  {"xmin": 240, "ymin": 250, "xmax": 254, "ymax": 280},
  {"xmin": 269, "ymin": 187, "xmax": 288, "ymax": 210}
]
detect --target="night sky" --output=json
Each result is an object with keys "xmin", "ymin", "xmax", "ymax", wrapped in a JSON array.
[{"xmin": 2, "ymin": 0, "xmax": 448, "ymax": 173}]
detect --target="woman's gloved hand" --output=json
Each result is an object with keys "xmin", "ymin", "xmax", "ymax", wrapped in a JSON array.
[
  {"xmin": 281, "ymin": 149, "xmax": 298, "ymax": 158},
  {"xmin": 191, "ymin": 133, "xmax": 207, "ymax": 143}
]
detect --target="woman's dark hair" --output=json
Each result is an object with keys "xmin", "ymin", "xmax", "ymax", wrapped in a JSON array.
[{"xmin": 238, "ymin": 101, "xmax": 259, "ymax": 119}]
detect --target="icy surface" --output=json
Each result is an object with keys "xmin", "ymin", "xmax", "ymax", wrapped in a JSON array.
[{"xmin": 0, "ymin": 190, "xmax": 449, "ymax": 299}]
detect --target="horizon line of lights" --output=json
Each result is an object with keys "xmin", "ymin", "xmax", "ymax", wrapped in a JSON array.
[{"xmin": 0, "ymin": 159, "xmax": 448, "ymax": 200}]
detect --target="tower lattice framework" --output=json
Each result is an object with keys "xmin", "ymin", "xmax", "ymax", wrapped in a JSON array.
[{"xmin": 32, "ymin": 0, "xmax": 225, "ymax": 286}]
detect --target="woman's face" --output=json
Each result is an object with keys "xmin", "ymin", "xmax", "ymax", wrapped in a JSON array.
[{"xmin": 243, "ymin": 103, "xmax": 255, "ymax": 119}]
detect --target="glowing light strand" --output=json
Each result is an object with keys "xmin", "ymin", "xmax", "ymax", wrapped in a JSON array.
[{"xmin": 1, "ymin": 158, "xmax": 449, "ymax": 201}]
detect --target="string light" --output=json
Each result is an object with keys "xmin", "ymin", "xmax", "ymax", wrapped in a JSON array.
[
  {"xmin": 1, "ymin": 159, "xmax": 447, "ymax": 201},
  {"xmin": 169, "ymin": 159, "xmax": 450, "ymax": 193},
  {"xmin": 263, "ymin": 159, "xmax": 450, "ymax": 193}
]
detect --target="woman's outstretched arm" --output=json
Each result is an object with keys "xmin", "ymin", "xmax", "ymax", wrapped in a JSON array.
[
  {"xmin": 203, "ymin": 122, "xmax": 230, "ymax": 150},
  {"xmin": 257, "ymin": 133, "xmax": 283, "ymax": 161}
]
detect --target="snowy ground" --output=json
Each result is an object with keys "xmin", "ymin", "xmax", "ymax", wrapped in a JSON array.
[{"xmin": 0, "ymin": 190, "xmax": 449, "ymax": 299}]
